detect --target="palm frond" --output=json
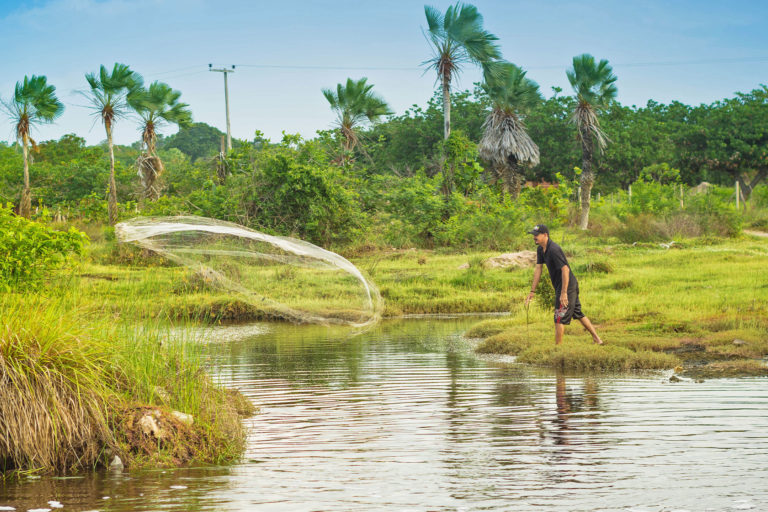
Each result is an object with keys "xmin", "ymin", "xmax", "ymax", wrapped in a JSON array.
[
  {"xmin": 482, "ymin": 62, "xmax": 542, "ymax": 114},
  {"xmin": 3, "ymin": 75, "xmax": 64, "ymax": 140},
  {"xmin": 479, "ymin": 108, "xmax": 540, "ymax": 166},
  {"xmin": 572, "ymin": 102, "xmax": 609, "ymax": 151},
  {"xmin": 566, "ymin": 53, "xmax": 617, "ymax": 108},
  {"xmin": 322, "ymin": 77, "xmax": 392, "ymax": 154}
]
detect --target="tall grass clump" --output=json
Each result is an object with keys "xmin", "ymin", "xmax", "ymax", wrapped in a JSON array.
[
  {"xmin": 0, "ymin": 293, "xmax": 251, "ymax": 473},
  {"xmin": 0, "ymin": 296, "xmax": 116, "ymax": 472}
]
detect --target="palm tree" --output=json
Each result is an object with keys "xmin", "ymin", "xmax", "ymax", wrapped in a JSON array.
[
  {"xmin": 566, "ymin": 54, "xmax": 617, "ymax": 229},
  {"xmin": 322, "ymin": 77, "xmax": 391, "ymax": 161},
  {"xmin": 83, "ymin": 63, "xmax": 142, "ymax": 225},
  {"xmin": 2, "ymin": 76, "xmax": 63, "ymax": 218},
  {"xmin": 478, "ymin": 63, "xmax": 542, "ymax": 200},
  {"xmin": 129, "ymin": 81, "xmax": 192, "ymax": 200},
  {"xmin": 423, "ymin": 2, "xmax": 501, "ymax": 140}
]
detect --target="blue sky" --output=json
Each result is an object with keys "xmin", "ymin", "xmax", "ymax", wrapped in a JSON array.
[{"xmin": 1, "ymin": 0, "xmax": 767, "ymax": 146}]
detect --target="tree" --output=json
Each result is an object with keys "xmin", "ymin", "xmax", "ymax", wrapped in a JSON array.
[
  {"xmin": 478, "ymin": 63, "xmax": 542, "ymax": 199},
  {"xmin": 162, "ymin": 122, "xmax": 226, "ymax": 162},
  {"xmin": 699, "ymin": 86, "xmax": 768, "ymax": 199},
  {"xmin": 423, "ymin": 2, "xmax": 501, "ymax": 140},
  {"xmin": 129, "ymin": 81, "xmax": 192, "ymax": 199},
  {"xmin": 362, "ymin": 88, "xmax": 489, "ymax": 175},
  {"xmin": 1, "ymin": 75, "xmax": 63, "ymax": 217},
  {"xmin": 322, "ymin": 77, "xmax": 391, "ymax": 163},
  {"xmin": 82, "ymin": 63, "xmax": 143, "ymax": 224},
  {"xmin": 566, "ymin": 54, "xmax": 617, "ymax": 229}
]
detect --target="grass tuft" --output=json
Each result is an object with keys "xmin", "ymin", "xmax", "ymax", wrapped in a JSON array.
[{"xmin": 0, "ymin": 294, "xmax": 251, "ymax": 474}]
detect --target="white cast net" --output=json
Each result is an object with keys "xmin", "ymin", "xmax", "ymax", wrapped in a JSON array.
[{"xmin": 115, "ymin": 216, "xmax": 382, "ymax": 327}]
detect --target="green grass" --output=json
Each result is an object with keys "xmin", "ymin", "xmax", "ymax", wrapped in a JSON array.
[{"xmin": 467, "ymin": 234, "xmax": 768, "ymax": 375}]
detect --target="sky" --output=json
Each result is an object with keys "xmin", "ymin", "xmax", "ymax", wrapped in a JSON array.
[{"xmin": 1, "ymin": 0, "xmax": 767, "ymax": 146}]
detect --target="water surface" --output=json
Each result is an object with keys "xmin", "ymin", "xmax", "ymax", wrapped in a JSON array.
[{"xmin": 1, "ymin": 318, "xmax": 766, "ymax": 511}]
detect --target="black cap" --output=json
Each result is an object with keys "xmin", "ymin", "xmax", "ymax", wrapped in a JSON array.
[{"xmin": 527, "ymin": 224, "xmax": 549, "ymax": 235}]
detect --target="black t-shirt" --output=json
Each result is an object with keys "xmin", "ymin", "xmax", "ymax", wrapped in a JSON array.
[{"xmin": 536, "ymin": 240, "xmax": 577, "ymax": 293}]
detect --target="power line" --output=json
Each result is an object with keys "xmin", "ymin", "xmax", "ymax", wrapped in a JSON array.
[
  {"xmin": 236, "ymin": 63, "xmax": 419, "ymax": 71},
  {"xmin": 138, "ymin": 56, "xmax": 768, "ymax": 80}
]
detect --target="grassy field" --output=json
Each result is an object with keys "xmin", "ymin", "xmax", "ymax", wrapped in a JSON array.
[
  {"xmin": 69, "ymin": 228, "xmax": 768, "ymax": 379},
  {"xmin": 460, "ymin": 235, "xmax": 768, "ymax": 377}
]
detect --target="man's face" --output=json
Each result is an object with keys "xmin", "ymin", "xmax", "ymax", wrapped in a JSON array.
[{"xmin": 533, "ymin": 233, "xmax": 547, "ymax": 246}]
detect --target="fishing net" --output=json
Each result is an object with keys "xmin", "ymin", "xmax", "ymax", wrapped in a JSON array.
[{"xmin": 115, "ymin": 216, "xmax": 382, "ymax": 327}]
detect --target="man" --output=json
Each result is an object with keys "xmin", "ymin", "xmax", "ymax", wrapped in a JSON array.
[{"xmin": 524, "ymin": 224, "xmax": 603, "ymax": 345}]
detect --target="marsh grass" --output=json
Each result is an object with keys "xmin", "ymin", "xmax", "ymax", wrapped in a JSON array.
[
  {"xmin": 0, "ymin": 296, "xmax": 115, "ymax": 472},
  {"xmin": 0, "ymin": 290, "xmax": 251, "ymax": 474},
  {"xmin": 468, "ymin": 234, "xmax": 768, "ymax": 374}
]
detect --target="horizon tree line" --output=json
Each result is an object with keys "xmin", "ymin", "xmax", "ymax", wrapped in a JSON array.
[{"xmin": 3, "ymin": 2, "xmax": 766, "ymax": 228}]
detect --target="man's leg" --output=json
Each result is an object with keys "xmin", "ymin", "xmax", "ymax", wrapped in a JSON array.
[
  {"xmin": 555, "ymin": 322, "xmax": 565, "ymax": 345},
  {"xmin": 578, "ymin": 317, "xmax": 603, "ymax": 344}
]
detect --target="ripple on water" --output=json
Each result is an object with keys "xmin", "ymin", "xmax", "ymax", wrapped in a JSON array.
[{"xmin": 1, "ymin": 319, "xmax": 766, "ymax": 511}]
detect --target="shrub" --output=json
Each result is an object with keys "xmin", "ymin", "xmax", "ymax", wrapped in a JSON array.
[{"xmin": 0, "ymin": 207, "xmax": 87, "ymax": 290}]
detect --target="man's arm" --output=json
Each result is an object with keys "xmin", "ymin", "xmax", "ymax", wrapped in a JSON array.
[
  {"xmin": 525, "ymin": 264, "xmax": 543, "ymax": 306},
  {"xmin": 560, "ymin": 265, "xmax": 569, "ymax": 307}
]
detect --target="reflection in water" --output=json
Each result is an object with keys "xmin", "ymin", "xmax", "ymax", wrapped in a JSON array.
[{"xmin": 1, "ymin": 318, "xmax": 767, "ymax": 512}]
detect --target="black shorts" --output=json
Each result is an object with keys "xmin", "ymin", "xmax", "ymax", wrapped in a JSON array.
[{"xmin": 554, "ymin": 287, "xmax": 584, "ymax": 325}]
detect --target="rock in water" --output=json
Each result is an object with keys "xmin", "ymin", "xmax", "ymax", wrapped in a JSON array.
[{"xmin": 109, "ymin": 455, "xmax": 124, "ymax": 471}]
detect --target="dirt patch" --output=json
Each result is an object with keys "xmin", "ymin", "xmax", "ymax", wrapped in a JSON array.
[{"xmin": 483, "ymin": 251, "xmax": 537, "ymax": 269}]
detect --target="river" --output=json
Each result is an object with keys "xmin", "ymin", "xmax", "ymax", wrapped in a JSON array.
[{"xmin": 1, "ymin": 318, "xmax": 766, "ymax": 511}]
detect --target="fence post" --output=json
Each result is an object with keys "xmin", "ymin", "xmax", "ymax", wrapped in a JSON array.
[
  {"xmin": 736, "ymin": 180, "xmax": 740, "ymax": 209},
  {"xmin": 628, "ymin": 184, "xmax": 632, "ymax": 203},
  {"xmin": 679, "ymin": 183, "xmax": 684, "ymax": 209}
]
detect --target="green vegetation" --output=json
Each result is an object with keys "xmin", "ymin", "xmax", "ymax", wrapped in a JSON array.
[
  {"xmin": 467, "ymin": 234, "xmax": 768, "ymax": 375},
  {"xmin": 0, "ymin": 206, "xmax": 86, "ymax": 291}
]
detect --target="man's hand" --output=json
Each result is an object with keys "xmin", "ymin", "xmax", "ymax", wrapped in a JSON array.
[
  {"xmin": 525, "ymin": 291, "xmax": 535, "ymax": 307},
  {"xmin": 559, "ymin": 291, "xmax": 569, "ymax": 308}
]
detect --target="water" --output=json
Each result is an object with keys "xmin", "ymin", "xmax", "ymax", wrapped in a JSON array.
[{"xmin": 2, "ymin": 318, "xmax": 767, "ymax": 511}]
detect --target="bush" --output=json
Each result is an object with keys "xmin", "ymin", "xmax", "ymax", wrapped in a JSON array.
[{"xmin": 0, "ymin": 207, "xmax": 88, "ymax": 290}]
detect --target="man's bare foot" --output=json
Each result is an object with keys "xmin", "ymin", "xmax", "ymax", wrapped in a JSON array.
[{"xmin": 593, "ymin": 338, "xmax": 604, "ymax": 345}]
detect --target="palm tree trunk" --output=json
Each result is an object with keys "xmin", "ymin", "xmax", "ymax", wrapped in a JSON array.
[
  {"xmin": 442, "ymin": 76, "xmax": 451, "ymax": 140},
  {"xmin": 20, "ymin": 134, "xmax": 31, "ymax": 218},
  {"xmin": 578, "ymin": 124, "xmax": 595, "ymax": 230},
  {"xmin": 506, "ymin": 158, "xmax": 523, "ymax": 200},
  {"xmin": 107, "ymin": 124, "xmax": 118, "ymax": 225}
]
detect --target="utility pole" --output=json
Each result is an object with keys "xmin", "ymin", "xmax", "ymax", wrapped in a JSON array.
[{"xmin": 209, "ymin": 64, "xmax": 235, "ymax": 152}]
